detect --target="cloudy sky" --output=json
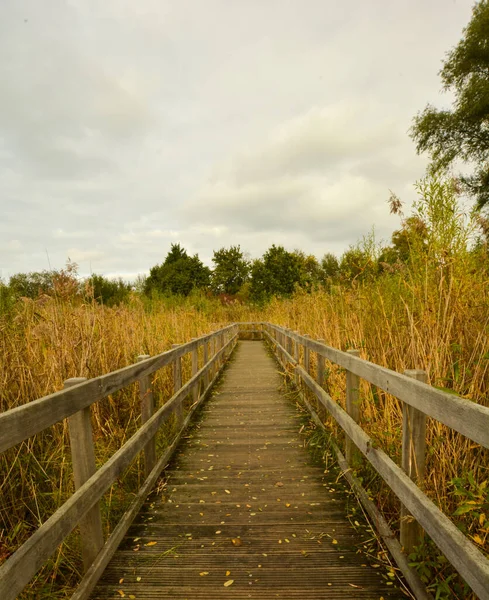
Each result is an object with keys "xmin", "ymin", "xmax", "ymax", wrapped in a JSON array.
[{"xmin": 0, "ymin": 0, "xmax": 476, "ymax": 280}]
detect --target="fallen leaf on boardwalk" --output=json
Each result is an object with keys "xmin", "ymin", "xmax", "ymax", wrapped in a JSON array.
[
  {"xmin": 216, "ymin": 530, "xmax": 222, "ymax": 534},
  {"xmin": 200, "ymin": 572, "xmax": 209, "ymax": 576},
  {"xmin": 224, "ymin": 489, "xmax": 231, "ymax": 494},
  {"xmin": 224, "ymin": 580, "xmax": 234, "ymax": 587},
  {"xmin": 119, "ymin": 578, "xmax": 124, "ymax": 584},
  {"xmin": 231, "ymin": 538, "xmax": 242, "ymax": 546},
  {"xmin": 145, "ymin": 541, "xmax": 157, "ymax": 546},
  {"xmin": 129, "ymin": 596, "xmax": 136, "ymax": 599},
  {"xmin": 349, "ymin": 583, "xmax": 362, "ymax": 588},
  {"xmin": 285, "ymin": 503, "xmax": 291, "ymax": 508},
  {"xmin": 117, "ymin": 591, "xmax": 125, "ymax": 598},
  {"xmin": 332, "ymin": 539, "xmax": 338, "ymax": 544},
  {"xmin": 275, "ymin": 482, "xmax": 283, "ymax": 487},
  {"xmin": 226, "ymin": 570, "xmax": 231, "ymax": 576},
  {"xmin": 301, "ymin": 550, "xmax": 309, "ymax": 557},
  {"xmin": 136, "ymin": 577, "xmax": 141, "ymax": 582}
]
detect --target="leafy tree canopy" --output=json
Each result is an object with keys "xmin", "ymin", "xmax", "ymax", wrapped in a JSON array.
[
  {"xmin": 211, "ymin": 245, "xmax": 250, "ymax": 295},
  {"xmin": 85, "ymin": 274, "xmax": 132, "ymax": 306},
  {"xmin": 145, "ymin": 243, "xmax": 211, "ymax": 296},
  {"xmin": 411, "ymin": 0, "xmax": 489, "ymax": 208},
  {"xmin": 250, "ymin": 245, "xmax": 304, "ymax": 302}
]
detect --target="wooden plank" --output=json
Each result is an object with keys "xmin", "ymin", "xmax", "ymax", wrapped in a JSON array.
[
  {"xmin": 137, "ymin": 355, "xmax": 156, "ymax": 479},
  {"xmin": 345, "ymin": 349, "xmax": 361, "ymax": 467},
  {"xmin": 70, "ymin": 362, "xmax": 216, "ymax": 600},
  {"xmin": 191, "ymin": 340, "xmax": 199, "ymax": 407},
  {"xmin": 401, "ymin": 369, "xmax": 428, "ymax": 555},
  {"xmin": 172, "ymin": 344, "xmax": 183, "ymax": 425},
  {"xmin": 297, "ymin": 366, "xmax": 489, "ymax": 600},
  {"xmin": 65, "ymin": 379, "xmax": 104, "ymax": 572},
  {"xmin": 297, "ymin": 389, "xmax": 432, "ymax": 600},
  {"xmin": 269, "ymin": 325, "xmax": 489, "ymax": 449},
  {"xmin": 91, "ymin": 341, "xmax": 405, "ymax": 600},
  {"xmin": 0, "ymin": 335, "xmax": 238, "ymax": 600},
  {"xmin": 0, "ymin": 325, "xmax": 237, "ymax": 453}
]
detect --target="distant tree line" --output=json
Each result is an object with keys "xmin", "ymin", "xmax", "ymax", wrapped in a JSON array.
[{"xmin": 2, "ymin": 190, "xmax": 487, "ymax": 310}]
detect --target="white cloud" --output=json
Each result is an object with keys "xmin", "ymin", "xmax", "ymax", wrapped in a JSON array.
[{"xmin": 0, "ymin": 0, "xmax": 476, "ymax": 278}]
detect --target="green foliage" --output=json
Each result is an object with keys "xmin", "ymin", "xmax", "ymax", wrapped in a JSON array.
[
  {"xmin": 8, "ymin": 270, "xmax": 57, "ymax": 299},
  {"xmin": 321, "ymin": 252, "xmax": 340, "ymax": 282},
  {"xmin": 249, "ymin": 245, "xmax": 304, "ymax": 302},
  {"xmin": 85, "ymin": 274, "xmax": 132, "ymax": 306},
  {"xmin": 410, "ymin": 0, "xmax": 489, "ymax": 208},
  {"xmin": 0, "ymin": 279, "xmax": 16, "ymax": 315},
  {"xmin": 211, "ymin": 245, "xmax": 250, "ymax": 295},
  {"xmin": 145, "ymin": 243, "xmax": 211, "ymax": 297}
]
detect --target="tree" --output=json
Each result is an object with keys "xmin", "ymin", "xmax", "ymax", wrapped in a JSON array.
[
  {"xmin": 411, "ymin": 0, "xmax": 489, "ymax": 208},
  {"xmin": 145, "ymin": 243, "xmax": 211, "ymax": 296},
  {"xmin": 211, "ymin": 246, "xmax": 250, "ymax": 295},
  {"xmin": 85, "ymin": 274, "xmax": 131, "ymax": 306},
  {"xmin": 250, "ymin": 245, "xmax": 303, "ymax": 301}
]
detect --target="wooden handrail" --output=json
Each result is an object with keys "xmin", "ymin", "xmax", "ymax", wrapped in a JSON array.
[
  {"xmin": 264, "ymin": 323, "xmax": 489, "ymax": 600},
  {"xmin": 0, "ymin": 324, "xmax": 239, "ymax": 600},
  {"xmin": 0, "ymin": 325, "xmax": 236, "ymax": 453}
]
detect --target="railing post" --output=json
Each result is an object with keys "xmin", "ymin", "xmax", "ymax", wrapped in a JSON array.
[
  {"xmin": 137, "ymin": 355, "xmax": 156, "ymax": 479},
  {"xmin": 401, "ymin": 369, "xmax": 428, "ymax": 555},
  {"xmin": 191, "ymin": 339, "xmax": 199, "ymax": 407},
  {"xmin": 345, "ymin": 349, "xmax": 361, "ymax": 467},
  {"xmin": 64, "ymin": 377, "xmax": 104, "ymax": 572},
  {"xmin": 303, "ymin": 334, "xmax": 311, "ymax": 374},
  {"xmin": 172, "ymin": 344, "xmax": 183, "ymax": 425},
  {"xmin": 292, "ymin": 332, "xmax": 300, "ymax": 387},
  {"xmin": 316, "ymin": 339, "xmax": 326, "ymax": 419},
  {"xmin": 203, "ymin": 336, "xmax": 210, "ymax": 390},
  {"xmin": 286, "ymin": 330, "xmax": 293, "ymax": 356}
]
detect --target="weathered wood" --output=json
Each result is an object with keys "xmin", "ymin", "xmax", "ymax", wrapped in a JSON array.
[
  {"xmin": 65, "ymin": 378, "xmax": 104, "ymax": 573},
  {"xmin": 315, "ymin": 338, "xmax": 326, "ymax": 420},
  {"xmin": 92, "ymin": 341, "xmax": 404, "ymax": 600},
  {"xmin": 345, "ymin": 349, "xmax": 361, "ymax": 468},
  {"xmin": 191, "ymin": 339, "xmax": 199, "ymax": 407},
  {"xmin": 0, "ymin": 335, "xmax": 237, "ymax": 600},
  {"xmin": 298, "ymin": 388, "xmax": 431, "ymax": 600},
  {"xmin": 297, "ymin": 365, "xmax": 489, "ymax": 600},
  {"xmin": 303, "ymin": 334, "xmax": 311, "ymax": 373},
  {"xmin": 203, "ymin": 337, "xmax": 209, "ymax": 389},
  {"xmin": 0, "ymin": 325, "xmax": 236, "ymax": 453},
  {"xmin": 270, "ymin": 325, "xmax": 489, "ymax": 450},
  {"xmin": 71, "ymin": 371, "xmax": 213, "ymax": 600},
  {"xmin": 401, "ymin": 369, "xmax": 428, "ymax": 555},
  {"xmin": 137, "ymin": 355, "xmax": 156, "ymax": 479},
  {"xmin": 172, "ymin": 344, "xmax": 183, "ymax": 425}
]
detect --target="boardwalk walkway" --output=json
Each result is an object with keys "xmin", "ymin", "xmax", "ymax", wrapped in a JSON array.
[{"xmin": 91, "ymin": 341, "xmax": 404, "ymax": 599}]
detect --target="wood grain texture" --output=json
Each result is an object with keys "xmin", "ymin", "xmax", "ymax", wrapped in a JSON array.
[
  {"xmin": 269, "ymin": 324, "xmax": 489, "ymax": 449},
  {"xmin": 90, "ymin": 341, "xmax": 404, "ymax": 600},
  {"xmin": 401, "ymin": 369, "xmax": 428, "ymax": 555},
  {"xmin": 0, "ymin": 334, "xmax": 238, "ymax": 600},
  {"xmin": 0, "ymin": 325, "xmax": 237, "ymax": 453}
]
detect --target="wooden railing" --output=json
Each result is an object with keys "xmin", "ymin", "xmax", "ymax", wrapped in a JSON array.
[
  {"xmin": 263, "ymin": 323, "xmax": 489, "ymax": 600},
  {"xmin": 0, "ymin": 324, "xmax": 239, "ymax": 600}
]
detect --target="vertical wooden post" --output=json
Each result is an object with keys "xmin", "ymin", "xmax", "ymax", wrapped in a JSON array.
[
  {"xmin": 401, "ymin": 369, "xmax": 428, "ymax": 555},
  {"xmin": 203, "ymin": 336, "xmax": 210, "ymax": 390},
  {"xmin": 191, "ymin": 339, "xmax": 199, "ymax": 407},
  {"xmin": 64, "ymin": 378, "xmax": 104, "ymax": 572},
  {"xmin": 137, "ymin": 355, "xmax": 156, "ymax": 479},
  {"xmin": 292, "ymin": 332, "xmax": 300, "ymax": 387},
  {"xmin": 345, "ymin": 349, "xmax": 361, "ymax": 467},
  {"xmin": 286, "ymin": 330, "xmax": 293, "ymax": 356},
  {"xmin": 172, "ymin": 344, "xmax": 183, "ymax": 425},
  {"xmin": 316, "ymin": 339, "xmax": 326, "ymax": 419},
  {"xmin": 303, "ymin": 335, "xmax": 311, "ymax": 374}
]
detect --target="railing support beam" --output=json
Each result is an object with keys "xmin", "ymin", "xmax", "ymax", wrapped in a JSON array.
[{"xmin": 65, "ymin": 377, "xmax": 104, "ymax": 573}]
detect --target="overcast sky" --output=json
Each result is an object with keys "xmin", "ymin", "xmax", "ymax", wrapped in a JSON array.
[{"xmin": 0, "ymin": 0, "xmax": 476, "ymax": 281}]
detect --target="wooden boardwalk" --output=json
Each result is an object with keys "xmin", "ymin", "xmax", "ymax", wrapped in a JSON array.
[{"xmin": 91, "ymin": 341, "xmax": 404, "ymax": 599}]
